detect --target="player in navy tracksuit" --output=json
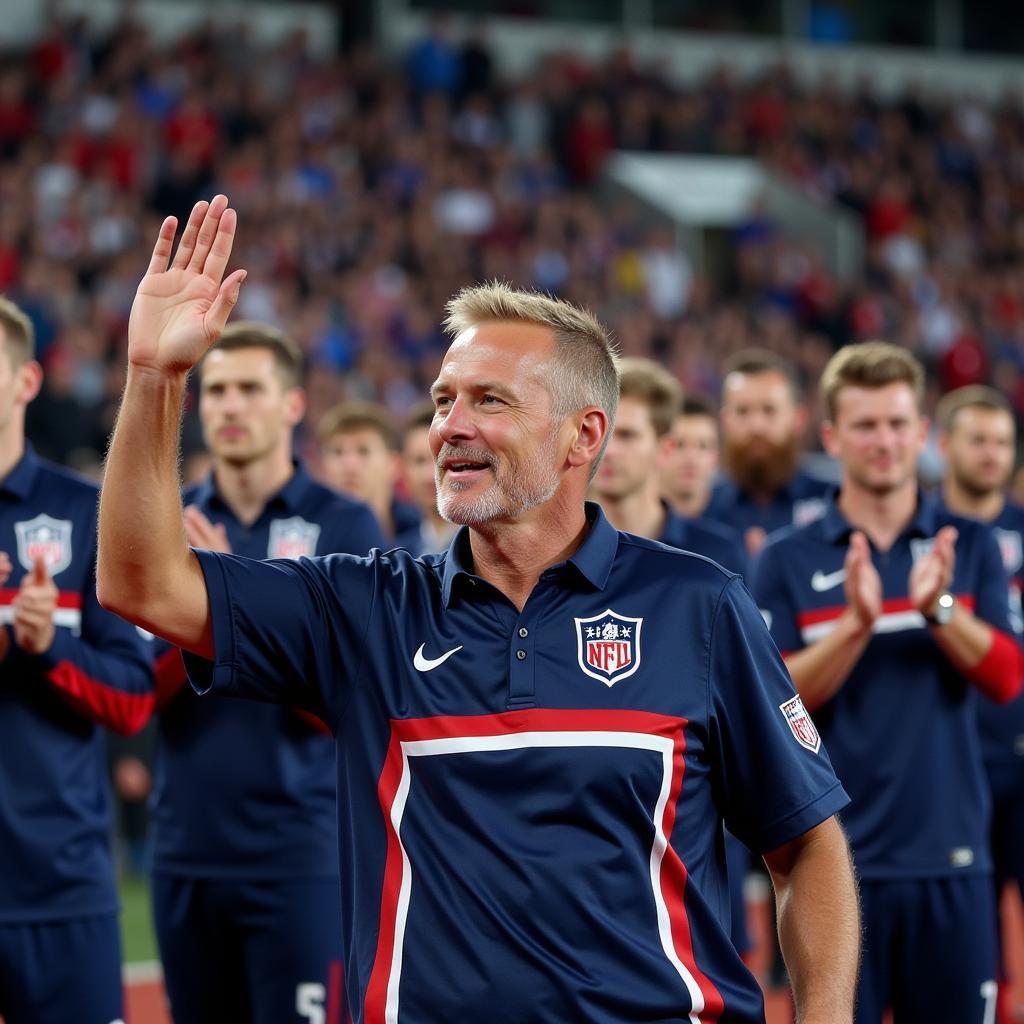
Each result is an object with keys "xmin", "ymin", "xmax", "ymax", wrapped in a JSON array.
[
  {"xmin": 148, "ymin": 322, "xmax": 384, "ymax": 1024},
  {"xmin": 0, "ymin": 297, "xmax": 153, "ymax": 1024},
  {"xmin": 936, "ymin": 385, "xmax": 1024, "ymax": 1024},
  {"xmin": 753, "ymin": 345, "xmax": 1022, "ymax": 1023},
  {"xmin": 593, "ymin": 358, "xmax": 754, "ymax": 959},
  {"xmin": 99, "ymin": 201, "xmax": 860, "ymax": 1023},
  {"xmin": 708, "ymin": 349, "xmax": 830, "ymax": 556}
]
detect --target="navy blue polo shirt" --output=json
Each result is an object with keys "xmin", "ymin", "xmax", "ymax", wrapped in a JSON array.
[
  {"xmin": 975, "ymin": 501, "xmax": 1024, "ymax": 767},
  {"xmin": 660, "ymin": 505, "xmax": 748, "ymax": 577},
  {"xmin": 184, "ymin": 502, "xmax": 846, "ymax": 1023},
  {"xmin": 149, "ymin": 462, "xmax": 384, "ymax": 879},
  {"xmin": 752, "ymin": 495, "xmax": 1010, "ymax": 880},
  {"xmin": 0, "ymin": 447, "xmax": 153, "ymax": 922},
  {"xmin": 707, "ymin": 470, "xmax": 830, "ymax": 537}
]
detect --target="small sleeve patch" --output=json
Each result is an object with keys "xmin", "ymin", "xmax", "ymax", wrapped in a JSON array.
[{"xmin": 779, "ymin": 694, "xmax": 821, "ymax": 754}]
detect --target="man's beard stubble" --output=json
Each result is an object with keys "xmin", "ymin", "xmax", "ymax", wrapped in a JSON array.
[{"xmin": 722, "ymin": 433, "xmax": 802, "ymax": 500}]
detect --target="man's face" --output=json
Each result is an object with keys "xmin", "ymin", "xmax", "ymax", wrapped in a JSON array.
[
  {"xmin": 823, "ymin": 382, "xmax": 927, "ymax": 496},
  {"xmin": 720, "ymin": 370, "xmax": 802, "ymax": 453},
  {"xmin": 429, "ymin": 321, "xmax": 566, "ymax": 526},
  {"xmin": 321, "ymin": 426, "xmax": 398, "ymax": 508},
  {"xmin": 199, "ymin": 347, "xmax": 302, "ymax": 466},
  {"xmin": 594, "ymin": 396, "xmax": 660, "ymax": 501},
  {"xmin": 663, "ymin": 413, "xmax": 718, "ymax": 500},
  {"xmin": 720, "ymin": 369, "xmax": 805, "ymax": 494},
  {"xmin": 402, "ymin": 425, "xmax": 439, "ymax": 516},
  {"xmin": 943, "ymin": 407, "xmax": 1016, "ymax": 499}
]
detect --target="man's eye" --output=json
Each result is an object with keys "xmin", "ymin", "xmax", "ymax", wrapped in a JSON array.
[
  {"xmin": 482, "ymin": 395, "xmax": 503, "ymax": 405},
  {"xmin": 434, "ymin": 397, "xmax": 451, "ymax": 409}
]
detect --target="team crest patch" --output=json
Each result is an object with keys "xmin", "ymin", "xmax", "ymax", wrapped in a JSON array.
[
  {"xmin": 15, "ymin": 514, "xmax": 72, "ymax": 576},
  {"xmin": 792, "ymin": 498, "xmax": 827, "ymax": 528},
  {"xmin": 779, "ymin": 695, "xmax": 821, "ymax": 754},
  {"xmin": 574, "ymin": 609, "xmax": 642, "ymax": 687},
  {"xmin": 267, "ymin": 517, "xmax": 321, "ymax": 559},
  {"xmin": 996, "ymin": 529, "xmax": 1023, "ymax": 575}
]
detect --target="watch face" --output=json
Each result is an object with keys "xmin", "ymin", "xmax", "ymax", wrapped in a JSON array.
[{"xmin": 935, "ymin": 593, "xmax": 955, "ymax": 625}]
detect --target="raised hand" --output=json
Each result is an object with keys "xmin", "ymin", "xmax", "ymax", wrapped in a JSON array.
[
  {"xmin": 183, "ymin": 505, "xmax": 232, "ymax": 554},
  {"xmin": 128, "ymin": 195, "xmax": 247, "ymax": 374},
  {"xmin": 844, "ymin": 531, "xmax": 882, "ymax": 630},
  {"xmin": 909, "ymin": 525, "xmax": 957, "ymax": 617},
  {"xmin": 13, "ymin": 555, "xmax": 57, "ymax": 655}
]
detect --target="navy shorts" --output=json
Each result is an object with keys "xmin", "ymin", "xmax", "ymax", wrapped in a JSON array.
[
  {"xmin": 857, "ymin": 875, "xmax": 996, "ymax": 1024},
  {"xmin": 0, "ymin": 913, "xmax": 123, "ymax": 1024},
  {"xmin": 152, "ymin": 874, "xmax": 346, "ymax": 1024},
  {"xmin": 988, "ymin": 761, "xmax": 1024, "ymax": 896}
]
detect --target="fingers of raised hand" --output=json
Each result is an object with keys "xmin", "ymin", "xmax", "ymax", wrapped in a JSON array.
[
  {"xmin": 170, "ymin": 200, "xmax": 210, "ymax": 271},
  {"xmin": 147, "ymin": 216, "xmax": 179, "ymax": 276},
  {"xmin": 186, "ymin": 195, "xmax": 230, "ymax": 275},
  {"xmin": 205, "ymin": 267, "xmax": 247, "ymax": 339},
  {"xmin": 0, "ymin": 551, "xmax": 11, "ymax": 586}
]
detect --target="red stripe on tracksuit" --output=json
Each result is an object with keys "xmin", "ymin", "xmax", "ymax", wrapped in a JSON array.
[{"xmin": 46, "ymin": 660, "xmax": 153, "ymax": 736}]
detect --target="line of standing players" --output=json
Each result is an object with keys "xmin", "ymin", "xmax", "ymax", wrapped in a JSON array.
[{"xmin": 2, "ymin": 290, "xmax": 1023, "ymax": 1024}]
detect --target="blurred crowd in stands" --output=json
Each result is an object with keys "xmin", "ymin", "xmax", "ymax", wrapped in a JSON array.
[{"xmin": 3, "ymin": 13, "xmax": 1024, "ymax": 490}]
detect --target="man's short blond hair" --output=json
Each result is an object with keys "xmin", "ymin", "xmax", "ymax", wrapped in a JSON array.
[
  {"xmin": 820, "ymin": 341, "xmax": 925, "ymax": 421},
  {"xmin": 0, "ymin": 296, "xmax": 35, "ymax": 366},
  {"xmin": 201, "ymin": 321, "xmax": 304, "ymax": 389},
  {"xmin": 617, "ymin": 358, "xmax": 682, "ymax": 438},
  {"xmin": 318, "ymin": 401, "xmax": 399, "ymax": 451},
  {"xmin": 443, "ymin": 282, "xmax": 620, "ymax": 469},
  {"xmin": 935, "ymin": 385, "xmax": 1013, "ymax": 434}
]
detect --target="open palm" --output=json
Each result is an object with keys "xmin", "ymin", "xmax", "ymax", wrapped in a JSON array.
[{"xmin": 128, "ymin": 195, "xmax": 246, "ymax": 373}]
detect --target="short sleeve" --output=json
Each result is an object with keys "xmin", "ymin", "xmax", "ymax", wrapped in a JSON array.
[
  {"xmin": 749, "ymin": 539, "xmax": 803, "ymax": 655},
  {"xmin": 182, "ymin": 548, "xmax": 377, "ymax": 723},
  {"xmin": 708, "ymin": 577, "xmax": 848, "ymax": 854}
]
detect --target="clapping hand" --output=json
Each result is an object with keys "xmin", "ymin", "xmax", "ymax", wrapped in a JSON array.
[
  {"xmin": 183, "ymin": 506, "xmax": 232, "ymax": 554},
  {"xmin": 844, "ymin": 531, "xmax": 882, "ymax": 631},
  {"xmin": 909, "ymin": 525, "xmax": 957, "ymax": 618},
  {"xmin": 13, "ymin": 555, "xmax": 57, "ymax": 655}
]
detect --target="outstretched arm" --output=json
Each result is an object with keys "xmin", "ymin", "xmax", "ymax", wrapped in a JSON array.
[{"xmin": 97, "ymin": 196, "xmax": 245, "ymax": 658}]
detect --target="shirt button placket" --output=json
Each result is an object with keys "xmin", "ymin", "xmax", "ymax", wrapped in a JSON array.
[{"xmin": 508, "ymin": 619, "xmax": 536, "ymax": 708}]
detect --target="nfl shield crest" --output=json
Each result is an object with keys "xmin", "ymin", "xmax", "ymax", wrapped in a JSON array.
[
  {"xmin": 574, "ymin": 609, "xmax": 643, "ymax": 687},
  {"xmin": 267, "ymin": 517, "xmax": 321, "ymax": 559},
  {"xmin": 779, "ymin": 695, "xmax": 821, "ymax": 754},
  {"xmin": 995, "ymin": 529, "xmax": 1023, "ymax": 575},
  {"xmin": 15, "ymin": 514, "xmax": 72, "ymax": 576}
]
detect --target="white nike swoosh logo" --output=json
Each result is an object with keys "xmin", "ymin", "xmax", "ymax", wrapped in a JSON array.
[
  {"xmin": 413, "ymin": 643, "xmax": 464, "ymax": 672},
  {"xmin": 810, "ymin": 569, "xmax": 846, "ymax": 592}
]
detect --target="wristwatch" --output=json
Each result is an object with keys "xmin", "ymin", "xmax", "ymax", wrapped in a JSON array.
[{"xmin": 923, "ymin": 592, "xmax": 955, "ymax": 627}]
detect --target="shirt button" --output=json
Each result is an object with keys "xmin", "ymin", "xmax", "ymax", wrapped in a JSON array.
[
  {"xmin": 516, "ymin": 649, "xmax": 527, "ymax": 661},
  {"xmin": 518, "ymin": 627, "xmax": 529, "ymax": 638}
]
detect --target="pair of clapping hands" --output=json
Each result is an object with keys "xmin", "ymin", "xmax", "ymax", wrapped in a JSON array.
[
  {"xmin": 843, "ymin": 525, "xmax": 957, "ymax": 628},
  {"xmin": 0, "ymin": 553, "xmax": 58, "ymax": 658}
]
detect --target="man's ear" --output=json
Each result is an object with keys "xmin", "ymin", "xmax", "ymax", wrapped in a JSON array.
[
  {"xmin": 18, "ymin": 360, "xmax": 43, "ymax": 406},
  {"xmin": 284, "ymin": 386, "xmax": 306, "ymax": 427},
  {"xmin": 567, "ymin": 407, "xmax": 608, "ymax": 472}
]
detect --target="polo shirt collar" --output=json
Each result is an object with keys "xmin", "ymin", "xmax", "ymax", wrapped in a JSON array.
[
  {"xmin": 193, "ymin": 459, "xmax": 312, "ymax": 516},
  {"xmin": 820, "ymin": 490, "xmax": 941, "ymax": 545},
  {"xmin": 441, "ymin": 501, "xmax": 618, "ymax": 608}
]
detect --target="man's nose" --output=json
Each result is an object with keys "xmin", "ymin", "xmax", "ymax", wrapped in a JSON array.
[{"xmin": 437, "ymin": 396, "xmax": 476, "ymax": 444}]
